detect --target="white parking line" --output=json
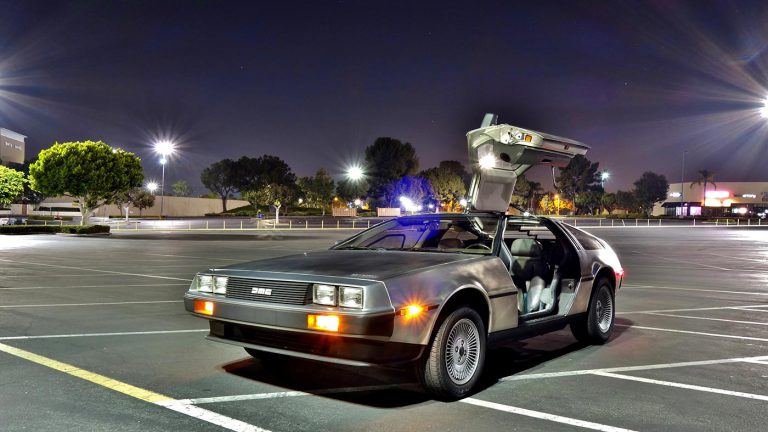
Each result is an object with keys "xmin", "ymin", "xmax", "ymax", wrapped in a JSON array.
[
  {"xmin": 500, "ymin": 355, "xmax": 768, "ymax": 381},
  {"xmin": 0, "ymin": 342, "xmax": 268, "ymax": 432},
  {"xmin": 147, "ymin": 253, "xmax": 241, "ymax": 261},
  {"xmin": 618, "ymin": 304, "xmax": 768, "ymax": 314},
  {"xmin": 0, "ymin": 329, "xmax": 207, "ymax": 341},
  {"xmin": 623, "ymin": 284, "xmax": 768, "ymax": 296},
  {"xmin": 738, "ymin": 306, "xmax": 768, "ymax": 313},
  {"xmin": 0, "ymin": 283, "xmax": 188, "ymax": 290},
  {"xmin": 461, "ymin": 398, "xmax": 637, "ymax": 432},
  {"xmin": 177, "ymin": 384, "xmax": 407, "ymax": 405},
  {"xmin": 646, "ymin": 312, "xmax": 768, "ymax": 326},
  {"xmin": 178, "ymin": 386, "xmax": 636, "ymax": 432},
  {"xmin": 0, "ymin": 300, "xmax": 182, "ymax": 308},
  {"xmin": 0, "ymin": 258, "xmax": 192, "ymax": 281},
  {"xmin": 615, "ymin": 324, "xmax": 768, "ymax": 342},
  {"xmin": 700, "ymin": 252, "xmax": 768, "ymax": 264},
  {"xmin": 743, "ymin": 359, "xmax": 768, "ymax": 365},
  {"xmin": 156, "ymin": 401, "xmax": 270, "ymax": 432},
  {"xmin": 630, "ymin": 250, "xmax": 733, "ymax": 271},
  {"xmin": 591, "ymin": 371, "xmax": 768, "ymax": 402},
  {"xmin": 1, "ymin": 274, "xmax": 138, "ymax": 278}
]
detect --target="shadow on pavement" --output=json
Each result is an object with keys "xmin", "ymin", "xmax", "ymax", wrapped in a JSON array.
[{"xmin": 220, "ymin": 318, "xmax": 634, "ymax": 407}]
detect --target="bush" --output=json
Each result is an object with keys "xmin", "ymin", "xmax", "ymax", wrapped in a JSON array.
[
  {"xmin": 0, "ymin": 225, "xmax": 62, "ymax": 234},
  {"xmin": 0, "ymin": 224, "xmax": 110, "ymax": 235},
  {"xmin": 62, "ymin": 225, "xmax": 111, "ymax": 234}
]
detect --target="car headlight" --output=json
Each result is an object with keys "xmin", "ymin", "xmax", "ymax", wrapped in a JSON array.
[
  {"xmin": 339, "ymin": 286, "xmax": 363, "ymax": 309},
  {"xmin": 193, "ymin": 274, "xmax": 227, "ymax": 295},
  {"xmin": 213, "ymin": 276, "xmax": 228, "ymax": 294},
  {"xmin": 313, "ymin": 284, "xmax": 336, "ymax": 306},
  {"xmin": 198, "ymin": 275, "xmax": 213, "ymax": 293}
]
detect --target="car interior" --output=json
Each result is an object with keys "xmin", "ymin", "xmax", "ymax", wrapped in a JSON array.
[{"xmin": 499, "ymin": 219, "xmax": 578, "ymax": 318}]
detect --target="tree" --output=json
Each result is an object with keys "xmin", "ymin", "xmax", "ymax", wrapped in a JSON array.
[
  {"xmin": 297, "ymin": 168, "xmax": 335, "ymax": 215},
  {"xmin": 556, "ymin": 155, "xmax": 602, "ymax": 212},
  {"xmin": 601, "ymin": 192, "xmax": 618, "ymax": 214},
  {"xmin": 420, "ymin": 165, "xmax": 466, "ymax": 210},
  {"xmin": 131, "ymin": 189, "xmax": 156, "ymax": 216},
  {"xmin": 615, "ymin": 190, "xmax": 638, "ymax": 213},
  {"xmin": 336, "ymin": 178, "xmax": 368, "ymax": 202},
  {"xmin": 115, "ymin": 188, "xmax": 156, "ymax": 218},
  {"xmin": 575, "ymin": 190, "xmax": 604, "ymax": 215},
  {"xmin": 437, "ymin": 160, "xmax": 471, "ymax": 190},
  {"xmin": 511, "ymin": 174, "xmax": 543, "ymax": 212},
  {"xmin": 29, "ymin": 141, "xmax": 143, "ymax": 225},
  {"xmin": 242, "ymin": 183, "xmax": 293, "ymax": 224},
  {"xmin": 364, "ymin": 137, "xmax": 419, "ymax": 206},
  {"xmin": 390, "ymin": 176, "xmax": 432, "ymax": 208},
  {"xmin": 690, "ymin": 169, "xmax": 716, "ymax": 205},
  {"xmin": 538, "ymin": 193, "xmax": 574, "ymax": 215},
  {"xmin": 201, "ymin": 159, "xmax": 238, "ymax": 212},
  {"xmin": 0, "ymin": 165, "xmax": 26, "ymax": 206},
  {"xmin": 234, "ymin": 155, "xmax": 297, "ymax": 192},
  {"xmin": 6, "ymin": 160, "xmax": 45, "ymax": 204},
  {"xmin": 634, "ymin": 171, "xmax": 669, "ymax": 216},
  {"xmin": 171, "ymin": 180, "xmax": 192, "ymax": 197}
]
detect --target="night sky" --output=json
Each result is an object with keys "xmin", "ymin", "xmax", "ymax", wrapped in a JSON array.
[{"xmin": 1, "ymin": 0, "xmax": 767, "ymax": 193}]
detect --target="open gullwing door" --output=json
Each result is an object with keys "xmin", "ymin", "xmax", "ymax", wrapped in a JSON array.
[{"xmin": 466, "ymin": 113, "xmax": 590, "ymax": 212}]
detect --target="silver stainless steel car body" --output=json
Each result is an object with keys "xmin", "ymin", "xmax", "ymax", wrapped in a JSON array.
[{"xmin": 184, "ymin": 114, "xmax": 623, "ymax": 396}]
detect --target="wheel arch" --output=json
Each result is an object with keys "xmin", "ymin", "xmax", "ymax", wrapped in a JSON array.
[
  {"xmin": 594, "ymin": 266, "xmax": 616, "ymax": 292},
  {"xmin": 434, "ymin": 286, "xmax": 491, "ymax": 335}
]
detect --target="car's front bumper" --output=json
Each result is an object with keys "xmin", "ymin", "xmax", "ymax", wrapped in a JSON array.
[
  {"xmin": 206, "ymin": 320, "xmax": 425, "ymax": 366},
  {"xmin": 184, "ymin": 295, "xmax": 425, "ymax": 366}
]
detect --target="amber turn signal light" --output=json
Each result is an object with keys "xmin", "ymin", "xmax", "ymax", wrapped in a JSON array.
[
  {"xmin": 194, "ymin": 300, "xmax": 214, "ymax": 316},
  {"xmin": 399, "ymin": 304, "xmax": 424, "ymax": 318},
  {"xmin": 307, "ymin": 314, "xmax": 340, "ymax": 332}
]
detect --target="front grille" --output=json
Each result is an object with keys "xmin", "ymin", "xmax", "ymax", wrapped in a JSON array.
[{"xmin": 224, "ymin": 277, "xmax": 311, "ymax": 305}]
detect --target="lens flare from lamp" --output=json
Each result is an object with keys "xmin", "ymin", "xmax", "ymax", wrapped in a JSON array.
[{"xmin": 479, "ymin": 154, "xmax": 496, "ymax": 169}]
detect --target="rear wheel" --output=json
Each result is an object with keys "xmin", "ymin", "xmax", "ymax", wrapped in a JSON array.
[
  {"xmin": 571, "ymin": 278, "xmax": 615, "ymax": 344},
  {"xmin": 419, "ymin": 307, "xmax": 486, "ymax": 400}
]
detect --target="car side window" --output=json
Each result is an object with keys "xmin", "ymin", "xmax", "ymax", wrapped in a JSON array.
[{"xmin": 562, "ymin": 225, "xmax": 604, "ymax": 250}]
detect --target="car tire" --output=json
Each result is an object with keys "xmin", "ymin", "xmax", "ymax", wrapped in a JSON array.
[
  {"xmin": 571, "ymin": 278, "xmax": 615, "ymax": 344},
  {"xmin": 419, "ymin": 307, "xmax": 486, "ymax": 400}
]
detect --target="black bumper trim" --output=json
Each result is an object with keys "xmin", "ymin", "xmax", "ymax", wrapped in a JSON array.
[{"xmin": 209, "ymin": 321, "xmax": 424, "ymax": 365}]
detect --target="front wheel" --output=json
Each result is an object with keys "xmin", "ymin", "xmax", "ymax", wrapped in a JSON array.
[
  {"xmin": 571, "ymin": 278, "xmax": 615, "ymax": 344},
  {"xmin": 419, "ymin": 307, "xmax": 486, "ymax": 400}
]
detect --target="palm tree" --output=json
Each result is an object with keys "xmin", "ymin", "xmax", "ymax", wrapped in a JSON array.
[{"xmin": 690, "ymin": 169, "xmax": 716, "ymax": 205}]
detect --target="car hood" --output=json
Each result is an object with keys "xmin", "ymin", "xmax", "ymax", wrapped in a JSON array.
[{"xmin": 212, "ymin": 249, "xmax": 483, "ymax": 281}]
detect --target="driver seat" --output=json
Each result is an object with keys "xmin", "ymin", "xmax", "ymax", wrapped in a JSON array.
[{"xmin": 509, "ymin": 238, "xmax": 548, "ymax": 313}]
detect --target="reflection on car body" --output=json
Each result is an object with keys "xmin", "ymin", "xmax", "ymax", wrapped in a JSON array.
[{"xmin": 185, "ymin": 114, "xmax": 624, "ymax": 399}]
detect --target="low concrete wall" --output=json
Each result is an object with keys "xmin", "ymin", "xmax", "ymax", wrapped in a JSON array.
[
  {"xmin": 36, "ymin": 196, "xmax": 249, "ymax": 218},
  {"xmin": 332, "ymin": 208, "xmax": 357, "ymax": 217},
  {"xmin": 377, "ymin": 208, "xmax": 401, "ymax": 217}
]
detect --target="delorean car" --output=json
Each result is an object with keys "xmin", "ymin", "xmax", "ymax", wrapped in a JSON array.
[{"xmin": 185, "ymin": 114, "xmax": 624, "ymax": 399}]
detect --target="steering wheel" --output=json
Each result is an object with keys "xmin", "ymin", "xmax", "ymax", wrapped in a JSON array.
[{"xmin": 464, "ymin": 243, "xmax": 492, "ymax": 251}]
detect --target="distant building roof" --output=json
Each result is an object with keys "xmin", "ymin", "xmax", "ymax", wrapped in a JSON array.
[{"xmin": 0, "ymin": 128, "xmax": 27, "ymax": 142}]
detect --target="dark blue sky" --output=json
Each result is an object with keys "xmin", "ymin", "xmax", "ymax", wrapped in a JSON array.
[{"xmin": 1, "ymin": 0, "xmax": 767, "ymax": 193}]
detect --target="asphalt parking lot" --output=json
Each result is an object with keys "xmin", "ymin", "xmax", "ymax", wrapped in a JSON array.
[{"xmin": 1, "ymin": 226, "xmax": 767, "ymax": 431}]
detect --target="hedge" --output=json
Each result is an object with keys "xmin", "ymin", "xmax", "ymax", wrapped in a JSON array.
[{"xmin": 0, "ymin": 225, "xmax": 110, "ymax": 235}]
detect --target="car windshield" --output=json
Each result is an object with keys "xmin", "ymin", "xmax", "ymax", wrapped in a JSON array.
[{"xmin": 333, "ymin": 215, "xmax": 500, "ymax": 255}]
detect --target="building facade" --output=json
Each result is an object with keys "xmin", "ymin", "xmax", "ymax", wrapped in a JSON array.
[
  {"xmin": 0, "ymin": 128, "xmax": 26, "ymax": 165},
  {"xmin": 654, "ymin": 181, "xmax": 768, "ymax": 217}
]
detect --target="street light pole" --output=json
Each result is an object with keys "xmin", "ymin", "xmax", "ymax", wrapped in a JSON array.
[
  {"xmin": 153, "ymin": 140, "xmax": 175, "ymax": 220},
  {"xmin": 680, "ymin": 150, "xmax": 686, "ymax": 216},
  {"xmin": 160, "ymin": 157, "xmax": 167, "ymax": 219}
]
